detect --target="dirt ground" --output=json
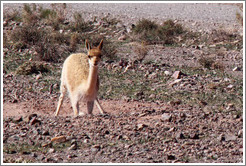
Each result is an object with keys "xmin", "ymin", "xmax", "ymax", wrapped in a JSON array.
[{"xmin": 3, "ymin": 96, "xmax": 244, "ymax": 163}]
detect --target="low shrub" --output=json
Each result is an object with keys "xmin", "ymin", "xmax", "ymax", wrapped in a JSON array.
[
  {"xmin": 198, "ymin": 56, "xmax": 214, "ymax": 69},
  {"xmin": 133, "ymin": 42, "xmax": 149, "ymax": 63},
  {"xmin": 70, "ymin": 12, "xmax": 91, "ymax": 32},
  {"xmin": 133, "ymin": 19, "xmax": 185, "ymax": 45},
  {"xmin": 15, "ymin": 61, "xmax": 49, "ymax": 75},
  {"xmin": 198, "ymin": 56, "xmax": 224, "ymax": 71}
]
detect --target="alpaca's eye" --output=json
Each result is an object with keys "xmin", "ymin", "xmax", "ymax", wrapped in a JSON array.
[{"xmin": 88, "ymin": 55, "xmax": 92, "ymax": 59}]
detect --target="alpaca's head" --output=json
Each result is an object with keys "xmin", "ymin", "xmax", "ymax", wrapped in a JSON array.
[{"xmin": 86, "ymin": 39, "xmax": 103, "ymax": 67}]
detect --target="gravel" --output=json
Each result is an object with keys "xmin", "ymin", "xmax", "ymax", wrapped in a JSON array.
[{"xmin": 3, "ymin": 3, "xmax": 242, "ymax": 32}]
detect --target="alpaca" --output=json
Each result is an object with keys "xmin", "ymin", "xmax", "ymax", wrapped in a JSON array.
[{"xmin": 55, "ymin": 39, "xmax": 106, "ymax": 116}]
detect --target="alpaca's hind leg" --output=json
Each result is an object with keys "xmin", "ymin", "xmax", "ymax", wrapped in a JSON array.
[
  {"xmin": 95, "ymin": 98, "xmax": 106, "ymax": 114},
  {"xmin": 55, "ymin": 84, "xmax": 66, "ymax": 116},
  {"xmin": 87, "ymin": 101, "xmax": 94, "ymax": 115}
]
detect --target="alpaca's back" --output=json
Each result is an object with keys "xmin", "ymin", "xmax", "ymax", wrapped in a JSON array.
[{"xmin": 63, "ymin": 53, "xmax": 89, "ymax": 92}]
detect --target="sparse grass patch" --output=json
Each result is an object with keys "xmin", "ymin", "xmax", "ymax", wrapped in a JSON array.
[
  {"xmin": 198, "ymin": 56, "xmax": 215, "ymax": 69},
  {"xmin": 10, "ymin": 24, "xmax": 45, "ymax": 49},
  {"xmin": 22, "ymin": 3, "xmax": 40, "ymax": 25},
  {"xmin": 133, "ymin": 19, "xmax": 158, "ymax": 34},
  {"xmin": 198, "ymin": 56, "xmax": 225, "ymax": 71},
  {"xmin": 204, "ymin": 29, "xmax": 243, "ymax": 50},
  {"xmin": 70, "ymin": 12, "xmax": 91, "ymax": 32},
  {"xmin": 3, "ymin": 9, "xmax": 21, "ymax": 24},
  {"xmin": 236, "ymin": 12, "xmax": 243, "ymax": 26},
  {"xmin": 70, "ymin": 32, "xmax": 80, "ymax": 52},
  {"xmin": 133, "ymin": 42, "xmax": 149, "ymax": 63},
  {"xmin": 236, "ymin": 4, "xmax": 243, "ymax": 26},
  {"xmin": 3, "ymin": 142, "xmax": 47, "ymax": 155},
  {"xmin": 7, "ymin": 5, "xmax": 71, "ymax": 63},
  {"xmin": 133, "ymin": 19, "xmax": 185, "ymax": 45},
  {"xmin": 101, "ymin": 15, "xmax": 121, "ymax": 26},
  {"xmin": 15, "ymin": 61, "xmax": 49, "ymax": 75}
]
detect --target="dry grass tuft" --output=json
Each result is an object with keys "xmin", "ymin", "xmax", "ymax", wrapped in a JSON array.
[
  {"xmin": 133, "ymin": 42, "xmax": 149, "ymax": 63},
  {"xmin": 132, "ymin": 19, "xmax": 185, "ymax": 45},
  {"xmin": 15, "ymin": 61, "xmax": 49, "ymax": 75}
]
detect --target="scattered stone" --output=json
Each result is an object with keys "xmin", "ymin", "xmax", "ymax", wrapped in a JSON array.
[
  {"xmin": 71, "ymin": 139, "xmax": 77, "ymax": 145},
  {"xmin": 168, "ymin": 127, "xmax": 175, "ymax": 132},
  {"xmin": 35, "ymin": 73, "xmax": 42, "ymax": 80},
  {"xmin": 169, "ymin": 79, "xmax": 182, "ymax": 86},
  {"xmin": 148, "ymin": 72, "xmax": 158, "ymax": 79},
  {"xmin": 136, "ymin": 123, "xmax": 148, "ymax": 130},
  {"xmin": 161, "ymin": 113, "xmax": 172, "ymax": 122},
  {"xmin": 225, "ymin": 134, "xmax": 237, "ymax": 141},
  {"xmin": 83, "ymin": 139, "xmax": 89, "ymax": 143},
  {"xmin": 226, "ymin": 84, "xmax": 234, "ymax": 90},
  {"xmin": 42, "ymin": 142, "xmax": 52, "ymax": 147},
  {"xmin": 226, "ymin": 103, "xmax": 235, "ymax": 110},
  {"xmin": 190, "ymin": 133, "xmax": 199, "ymax": 139},
  {"xmin": 239, "ymin": 148, "xmax": 243, "ymax": 153},
  {"xmin": 199, "ymin": 100, "xmax": 208, "ymax": 106},
  {"xmin": 67, "ymin": 154, "xmax": 78, "ymax": 158},
  {"xmin": 217, "ymin": 134, "xmax": 225, "ymax": 141},
  {"xmin": 13, "ymin": 116, "xmax": 23, "ymax": 123},
  {"xmin": 167, "ymin": 154, "xmax": 176, "ymax": 160},
  {"xmin": 51, "ymin": 136, "xmax": 66, "ymax": 143},
  {"xmin": 91, "ymin": 145, "xmax": 101, "ymax": 152},
  {"xmin": 238, "ymin": 129, "xmax": 243, "ymax": 138},
  {"xmin": 30, "ymin": 117, "xmax": 41, "ymax": 125},
  {"xmin": 69, "ymin": 144, "xmax": 77, "ymax": 150},
  {"xmin": 11, "ymin": 99, "xmax": 18, "ymax": 103},
  {"xmin": 179, "ymin": 112, "xmax": 187, "ymax": 119},
  {"xmin": 122, "ymin": 135, "xmax": 130, "ymax": 140},
  {"xmin": 169, "ymin": 99, "xmax": 182, "ymax": 106},
  {"xmin": 19, "ymin": 132, "xmax": 27, "ymax": 137},
  {"xmin": 42, "ymin": 130, "xmax": 49, "ymax": 136},
  {"xmin": 149, "ymin": 94, "xmax": 156, "ymax": 99},
  {"xmin": 48, "ymin": 148, "xmax": 55, "ymax": 153},
  {"xmin": 104, "ymin": 130, "xmax": 110, "ymax": 135},
  {"xmin": 203, "ymin": 106, "xmax": 213, "ymax": 114},
  {"xmin": 233, "ymin": 114, "xmax": 240, "ymax": 119},
  {"xmin": 118, "ymin": 34, "xmax": 127, "ymax": 40},
  {"xmin": 27, "ymin": 114, "xmax": 38, "ymax": 122},
  {"xmin": 31, "ymin": 152, "xmax": 37, "ymax": 158},
  {"xmin": 164, "ymin": 71, "xmax": 171, "ymax": 76},
  {"xmin": 45, "ymin": 157, "xmax": 55, "ymax": 162},
  {"xmin": 232, "ymin": 66, "xmax": 240, "ymax": 71},
  {"xmin": 176, "ymin": 132, "xmax": 186, "ymax": 139},
  {"xmin": 172, "ymin": 71, "xmax": 186, "ymax": 79},
  {"xmin": 8, "ymin": 149, "xmax": 17, "ymax": 154}
]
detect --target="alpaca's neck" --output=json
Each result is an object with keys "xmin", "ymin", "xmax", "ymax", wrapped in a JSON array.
[{"xmin": 87, "ymin": 64, "xmax": 98, "ymax": 93}]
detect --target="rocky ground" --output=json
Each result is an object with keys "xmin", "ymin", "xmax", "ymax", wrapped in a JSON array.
[{"xmin": 2, "ymin": 3, "xmax": 244, "ymax": 164}]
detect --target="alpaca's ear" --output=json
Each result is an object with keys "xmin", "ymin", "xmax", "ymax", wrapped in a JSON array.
[
  {"xmin": 85, "ymin": 39, "xmax": 91, "ymax": 51},
  {"xmin": 97, "ymin": 39, "xmax": 103, "ymax": 50}
]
